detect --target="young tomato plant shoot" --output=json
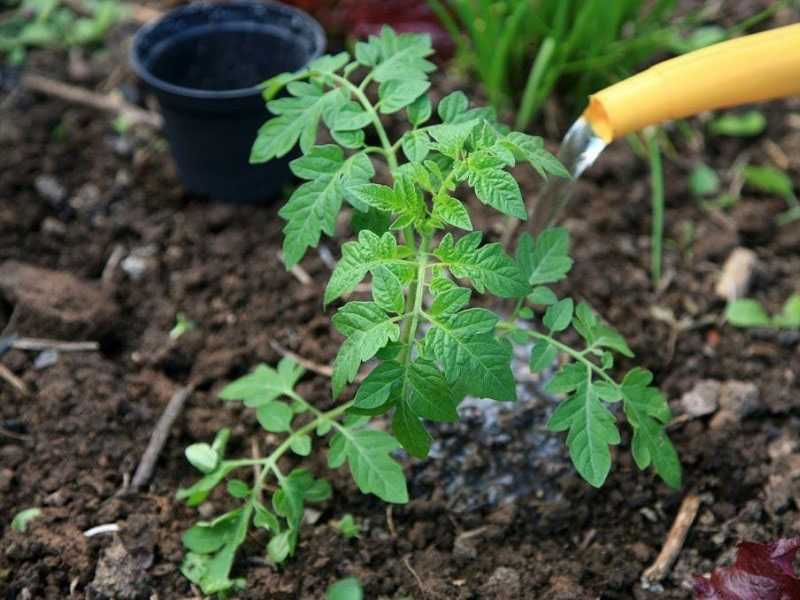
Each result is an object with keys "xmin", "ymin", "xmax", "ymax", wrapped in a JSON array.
[{"xmin": 177, "ymin": 26, "xmax": 681, "ymax": 594}]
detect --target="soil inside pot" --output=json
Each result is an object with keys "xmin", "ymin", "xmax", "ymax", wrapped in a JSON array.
[{"xmin": 148, "ymin": 25, "xmax": 305, "ymax": 91}]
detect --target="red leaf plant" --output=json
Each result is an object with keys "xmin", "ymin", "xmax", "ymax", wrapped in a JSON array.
[{"xmin": 693, "ymin": 538, "xmax": 800, "ymax": 599}]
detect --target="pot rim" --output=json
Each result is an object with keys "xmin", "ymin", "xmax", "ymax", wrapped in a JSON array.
[{"xmin": 129, "ymin": 0, "xmax": 325, "ymax": 101}]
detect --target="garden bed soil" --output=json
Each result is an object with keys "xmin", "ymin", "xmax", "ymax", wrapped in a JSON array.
[{"xmin": 1, "ymin": 5, "xmax": 800, "ymax": 599}]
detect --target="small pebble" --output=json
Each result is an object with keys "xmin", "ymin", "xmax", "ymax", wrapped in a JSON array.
[
  {"xmin": 33, "ymin": 350, "xmax": 59, "ymax": 370},
  {"xmin": 34, "ymin": 175, "xmax": 66, "ymax": 206}
]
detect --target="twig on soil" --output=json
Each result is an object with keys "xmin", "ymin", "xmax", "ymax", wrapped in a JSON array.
[
  {"xmin": 0, "ymin": 363, "xmax": 30, "ymax": 396},
  {"xmin": 386, "ymin": 505, "xmax": 397, "ymax": 538},
  {"xmin": 101, "ymin": 244, "xmax": 126, "ymax": 287},
  {"xmin": 11, "ymin": 338, "xmax": 99, "ymax": 352},
  {"xmin": 83, "ymin": 523, "xmax": 120, "ymax": 537},
  {"xmin": 22, "ymin": 73, "xmax": 162, "ymax": 129},
  {"xmin": 642, "ymin": 494, "xmax": 702, "ymax": 585},
  {"xmin": 130, "ymin": 384, "xmax": 194, "ymax": 491},
  {"xmin": 403, "ymin": 555, "xmax": 429, "ymax": 597},
  {"xmin": 278, "ymin": 252, "xmax": 312, "ymax": 286},
  {"xmin": 0, "ymin": 424, "xmax": 30, "ymax": 441}
]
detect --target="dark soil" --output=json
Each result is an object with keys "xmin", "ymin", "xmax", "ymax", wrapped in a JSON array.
[{"xmin": 1, "ymin": 4, "xmax": 800, "ymax": 599}]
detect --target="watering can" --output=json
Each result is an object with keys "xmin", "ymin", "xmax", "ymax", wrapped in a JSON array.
[{"xmin": 530, "ymin": 22, "xmax": 800, "ymax": 233}]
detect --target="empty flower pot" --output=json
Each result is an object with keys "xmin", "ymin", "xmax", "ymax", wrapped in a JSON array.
[{"xmin": 130, "ymin": 1, "xmax": 325, "ymax": 203}]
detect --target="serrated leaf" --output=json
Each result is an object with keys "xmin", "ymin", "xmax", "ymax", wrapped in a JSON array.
[
  {"xmin": 325, "ymin": 231, "xmax": 412, "ymax": 305},
  {"xmin": 425, "ymin": 310, "xmax": 516, "ymax": 402},
  {"xmin": 428, "ymin": 119, "xmax": 479, "ymax": 158},
  {"xmin": 256, "ymin": 401, "xmax": 294, "ymax": 433},
  {"xmin": 438, "ymin": 91, "xmax": 468, "ymax": 122},
  {"xmin": 434, "ymin": 233, "xmax": 529, "ymax": 298},
  {"xmin": 372, "ymin": 27, "xmax": 435, "ymax": 83},
  {"xmin": 372, "ymin": 266, "xmax": 405, "ymax": 314},
  {"xmin": 401, "ymin": 359, "xmax": 458, "ymax": 422},
  {"xmin": 308, "ymin": 52, "xmax": 350, "ymax": 74},
  {"xmin": 432, "ymin": 193, "xmax": 472, "ymax": 230},
  {"xmin": 543, "ymin": 298, "xmax": 573, "ymax": 332},
  {"xmin": 281, "ymin": 148, "xmax": 374, "ymax": 267},
  {"xmin": 545, "ymin": 363, "xmax": 585, "ymax": 394},
  {"xmin": 519, "ymin": 228, "xmax": 573, "ymax": 286},
  {"xmin": 392, "ymin": 401, "xmax": 432, "ymax": 458},
  {"xmin": 252, "ymin": 83, "xmax": 344, "ymax": 162},
  {"xmin": 378, "ymin": 79, "xmax": 430, "ymax": 114},
  {"xmin": 331, "ymin": 302, "xmax": 401, "ymax": 397},
  {"xmin": 331, "ymin": 128, "xmax": 365, "ymax": 149},
  {"xmin": 227, "ymin": 479, "xmax": 250, "ymax": 498},
  {"xmin": 328, "ymin": 428, "xmax": 408, "ymax": 503},
  {"xmin": 352, "ymin": 360, "xmax": 403, "ymax": 411},
  {"xmin": 466, "ymin": 165, "xmax": 526, "ymax": 219},
  {"xmin": 355, "ymin": 39, "xmax": 381, "ymax": 66},
  {"xmin": 622, "ymin": 381, "xmax": 681, "ymax": 488},
  {"xmin": 529, "ymin": 340, "xmax": 557, "ymax": 373},
  {"xmin": 548, "ymin": 380, "xmax": 620, "ymax": 487},
  {"xmin": 501, "ymin": 132, "xmax": 568, "ymax": 179},
  {"xmin": 430, "ymin": 286, "xmax": 471, "ymax": 316},
  {"xmin": 325, "ymin": 101, "xmax": 372, "ymax": 131}
]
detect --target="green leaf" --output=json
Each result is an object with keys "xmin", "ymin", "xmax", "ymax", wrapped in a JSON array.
[
  {"xmin": 775, "ymin": 294, "xmax": 800, "ymax": 328},
  {"xmin": 336, "ymin": 514, "xmax": 361, "ymax": 539},
  {"xmin": 332, "ymin": 128, "xmax": 365, "ymax": 149},
  {"xmin": 256, "ymin": 401, "xmax": 294, "ymax": 433},
  {"xmin": 432, "ymin": 193, "xmax": 472, "ymax": 231},
  {"xmin": 500, "ymin": 132, "xmax": 568, "ymax": 179},
  {"xmin": 372, "ymin": 266, "xmax": 405, "ymax": 314},
  {"xmin": 622, "ymin": 378, "xmax": 681, "ymax": 488},
  {"xmin": 372, "ymin": 27, "xmax": 435, "ymax": 83},
  {"xmin": 529, "ymin": 340, "xmax": 557, "ymax": 373},
  {"xmin": 253, "ymin": 503, "xmax": 280, "ymax": 532},
  {"xmin": 401, "ymin": 130, "xmax": 431, "ymax": 162},
  {"xmin": 466, "ymin": 165, "xmax": 526, "ymax": 219},
  {"xmin": 425, "ymin": 309, "xmax": 516, "ymax": 402},
  {"xmin": 325, "ymin": 231, "xmax": 412, "ymax": 305},
  {"xmin": 328, "ymin": 428, "xmax": 408, "ymax": 503},
  {"xmin": 11, "ymin": 508, "xmax": 42, "ymax": 533},
  {"xmin": 220, "ymin": 359, "xmax": 304, "ymax": 407},
  {"xmin": 688, "ymin": 164, "xmax": 721, "ymax": 197},
  {"xmin": 332, "ymin": 302, "xmax": 401, "ymax": 397},
  {"xmin": 308, "ymin": 52, "xmax": 350, "ymax": 75},
  {"xmin": 267, "ymin": 530, "xmax": 293, "ymax": 563},
  {"xmin": 226, "ymin": 480, "xmax": 250, "ymax": 499},
  {"xmin": 290, "ymin": 434, "xmax": 313, "ymax": 456},
  {"xmin": 528, "ymin": 286, "xmax": 557, "ymax": 305},
  {"xmin": 326, "ymin": 577, "xmax": 364, "ymax": 600},
  {"xmin": 378, "ymin": 79, "xmax": 430, "ymax": 113},
  {"xmin": 355, "ymin": 39, "xmax": 381, "ymax": 66},
  {"xmin": 438, "ymin": 91, "xmax": 468, "ymax": 122},
  {"xmin": 281, "ymin": 148, "xmax": 375, "ymax": 267},
  {"xmin": 545, "ymin": 363, "xmax": 585, "ymax": 394},
  {"xmin": 517, "ymin": 228, "xmax": 573, "ymax": 286},
  {"xmin": 407, "ymin": 94, "xmax": 432, "ymax": 126},
  {"xmin": 543, "ymin": 298, "xmax": 573, "ymax": 332},
  {"xmin": 742, "ymin": 165, "xmax": 794, "ymax": 199},
  {"xmin": 392, "ymin": 401, "xmax": 432, "ymax": 458},
  {"xmin": 548, "ymin": 380, "xmax": 620, "ymax": 488},
  {"xmin": 185, "ymin": 443, "xmax": 219, "ymax": 474},
  {"xmin": 252, "ymin": 83, "xmax": 344, "ymax": 162},
  {"xmin": 352, "ymin": 360, "xmax": 403, "ymax": 412},
  {"xmin": 434, "ymin": 233, "xmax": 529, "ymax": 298},
  {"xmin": 709, "ymin": 110, "xmax": 766, "ymax": 137},
  {"xmin": 401, "ymin": 359, "xmax": 458, "ymax": 422},
  {"xmin": 428, "ymin": 119, "xmax": 479, "ymax": 158},
  {"xmin": 725, "ymin": 299, "xmax": 771, "ymax": 327},
  {"xmin": 325, "ymin": 101, "xmax": 372, "ymax": 131},
  {"xmin": 430, "ymin": 286, "xmax": 471, "ymax": 316}
]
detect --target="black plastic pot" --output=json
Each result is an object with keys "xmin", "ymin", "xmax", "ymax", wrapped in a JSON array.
[{"xmin": 130, "ymin": 1, "xmax": 325, "ymax": 203}]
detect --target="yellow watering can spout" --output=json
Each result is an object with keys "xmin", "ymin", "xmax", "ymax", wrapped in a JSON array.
[
  {"xmin": 528, "ymin": 23, "xmax": 800, "ymax": 235},
  {"xmin": 585, "ymin": 23, "xmax": 800, "ymax": 142}
]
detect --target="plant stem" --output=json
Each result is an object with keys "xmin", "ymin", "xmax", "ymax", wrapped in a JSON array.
[
  {"xmin": 648, "ymin": 130, "xmax": 664, "ymax": 286},
  {"xmin": 507, "ymin": 325, "xmax": 621, "ymax": 391},
  {"xmin": 247, "ymin": 400, "xmax": 353, "ymax": 499},
  {"xmin": 398, "ymin": 235, "xmax": 431, "ymax": 366}
]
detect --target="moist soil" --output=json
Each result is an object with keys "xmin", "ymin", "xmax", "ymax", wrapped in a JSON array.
[{"xmin": 1, "ymin": 5, "xmax": 800, "ymax": 599}]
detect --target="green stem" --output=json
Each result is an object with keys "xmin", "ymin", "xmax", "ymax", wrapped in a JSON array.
[
  {"xmin": 249, "ymin": 400, "xmax": 353, "ymax": 499},
  {"xmin": 506, "ymin": 325, "xmax": 620, "ymax": 390},
  {"xmin": 648, "ymin": 131, "xmax": 664, "ymax": 286},
  {"xmin": 398, "ymin": 235, "xmax": 431, "ymax": 365}
]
